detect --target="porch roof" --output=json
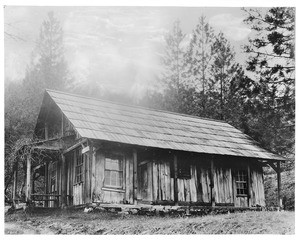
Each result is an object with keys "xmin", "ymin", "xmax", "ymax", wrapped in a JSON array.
[{"xmin": 40, "ymin": 89, "xmax": 285, "ymax": 161}]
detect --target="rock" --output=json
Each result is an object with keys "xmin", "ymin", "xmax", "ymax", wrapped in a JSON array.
[{"xmin": 84, "ymin": 207, "xmax": 93, "ymax": 213}]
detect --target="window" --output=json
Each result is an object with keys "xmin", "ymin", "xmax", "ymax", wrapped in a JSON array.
[
  {"xmin": 75, "ymin": 149, "xmax": 84, "ymax": 183},
  {"xmin": 235, "ymin": 170, "xmax": 248, "ymax": 196},
  {"xmin": 177, "ymin": 160, "xmax": 191, "ymax": 179},
  {"xmin": 104, "ymin": 153, "xmax": 124, "ymax": 188}
]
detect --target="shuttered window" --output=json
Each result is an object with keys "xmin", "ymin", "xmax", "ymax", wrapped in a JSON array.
[
  {"xmin": 75, "ymin": 149, "xmax": 84, "ymax": 183},
  {"xmin": 235, "ymin": 170, "xmax": 248, "ymax": 196},
  {"xmin": 104, "ymin": 154, "xmax": 124, "ymax": 188},
  {"xmin": 177, "ymin": 160, "xmax": 191, "ymax": 179}
]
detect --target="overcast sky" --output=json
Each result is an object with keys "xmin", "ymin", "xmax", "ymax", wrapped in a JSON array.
[{"xmin": 4, "ymin": 6, "xmax": 258, "ymax": 96}]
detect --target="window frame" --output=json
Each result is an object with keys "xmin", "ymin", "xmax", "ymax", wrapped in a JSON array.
[
  {"xmin": 235, "ymin": 169, "xmax": 248, "ymax": 197},
  {"xmin": 104, "ymin": 153, "xmax": 124, "ymax": 189}
]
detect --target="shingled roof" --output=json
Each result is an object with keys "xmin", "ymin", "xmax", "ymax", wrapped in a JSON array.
[{"xmin": 41, "ymin": 89, "xmax": 284, "ymax": 161}]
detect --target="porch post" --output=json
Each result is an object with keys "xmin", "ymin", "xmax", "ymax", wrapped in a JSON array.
[
  {"xmin": 133, "ymin": 149, "xmax": 138, "ymax": 205},
  {"xmin": 210, "ymin": 157, "xmax": 215, "ymax": 207},
  {"xmin": 61, "ymin": 154, "xmax": 67, "ymax": 207},
  {"xmin": 277, "ymin": 161, "xmax": 282, "ymax": 209},
  {"xmin": 44, "ymin": 162, "xmax": 49, "ymax": 207},
  {"xmin": 90, "ymin": 142, "xmax": 96, "ymax": 203},
  {"xmin": 25, "ymin": 156, "xmax": 31, "ymax": 202},
  {"xmin": 12, "ymin": 161, "xmax": 18, "ymax": 207},
  {"xmin": 247, "ymin": 160, "xmax": 251, "ymax": 207},
  {"xmin": 173, "ymin": 154, "xmax": 178, "ymax": 205}
]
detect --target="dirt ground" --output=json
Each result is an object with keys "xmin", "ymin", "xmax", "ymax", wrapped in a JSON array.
[{"xmin": 4, "ymin": 208, "xmax": 295, "ymax": 235}]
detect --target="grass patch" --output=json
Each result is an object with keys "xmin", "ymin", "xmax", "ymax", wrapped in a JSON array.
[{"xmin": 5, "ymin": 208, "xmax": 294, "ymax": 234}]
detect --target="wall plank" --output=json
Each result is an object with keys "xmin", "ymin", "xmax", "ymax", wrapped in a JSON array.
[
  {"xmin": 128, "ymin": 154, "xmax": 134, "ymax": 204},
  {"xmin": 148, "ymin": 162, "xmax": 153, "ymax": 201},
  {"xmin": 165, "ymin": 161, "xmax": 171, "ymax": 200},
  {"xmin": 153, "ymin": 162, "xmax": 158, "ymax": 201}
]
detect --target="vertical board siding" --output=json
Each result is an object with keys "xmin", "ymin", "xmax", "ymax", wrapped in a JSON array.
[
  {"xmin": 125, "ymin": 156, "xmax": 130, "ymax": 203},
  {"xmin": 94, "ymin": 151, "xmax": 104, "ymax": 202},
  {"xmin": 214, "ymin": 167, "xmax": 234, "ymax": 204},
  {"xmin": 73, "ymin": 183, "xmax": 83, "ymax": 205},
  {"xmin": 63, "ymin": 145, "xmax": 265, "ymax": 207},
  {"xmin": 152, "ymin": 161, "xmax": 158, "ymax": 201},
  {"xmin": 91, "ymin": 149, "xmax": 96, "ymax": 202},
  {"xmin": 196, "ymin": 164, "xmax": 211, "ymax": 203},
  {"xmin": 148, "ymin": 162, "xmax": 153, "ymax": 201},
  {"xmin": 165, "ymin": 161, "xmax": 170, "ymax": 201},
  {"xmin": 251, "ymin": 165, "xmax": 265, "ymax": 207},
  {"xmin": 128, "ymin": 154, "xmax": 134, "ymax": 203}
]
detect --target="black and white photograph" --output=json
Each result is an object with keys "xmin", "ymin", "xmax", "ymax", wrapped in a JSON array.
[{"xmin": 3, "ymin": 1, "xmax": 296, "ymax": 235}]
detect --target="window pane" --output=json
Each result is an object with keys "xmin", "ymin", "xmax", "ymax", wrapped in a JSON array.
[
  {"xmin": 105, "ymin": 170, "xmax": 111, "ymax": 186},
  {"xmin": 111, "ymin": 171, "xmax": 117, "ymax": 186},
  {"xmin": 118, "ymin": 172, "xmax": 123, "ymax": 187}
]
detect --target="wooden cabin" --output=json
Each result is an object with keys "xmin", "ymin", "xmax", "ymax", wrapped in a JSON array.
[{"xmin": 14, "ymin": 89, "xmax": 285, "ymax": 209}]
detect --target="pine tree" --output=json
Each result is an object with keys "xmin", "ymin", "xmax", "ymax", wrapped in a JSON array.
[
  {"xmin": 159, "ymin": 20, "xmax": 193, "ymax": 113},
  {"xmin": 210, "ymin": 32, "xmax": 236, "ymax": 120},
  {"xmin": 34, "ymin": 11, "xmax": 70, "ymax": 90},
  {"xmin": 184, "ymin": 16, "xmax": 215, "ymax": 117},
  {"xmin": 243, "ymin": 7, "xmax": 295, "ymax": 156}
]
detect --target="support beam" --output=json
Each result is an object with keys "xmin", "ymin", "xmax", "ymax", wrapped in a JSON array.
[
  {"xmin": 210, "ymin": 157, "xmax": 215, "ymax": 207},
  {"xmin": 61, "ymin": 154, "xmax": 67, "ymax": 207},
  {"xmin": 25, "ymin": 156, "xmax": 31, "ymax": 202},
  {"xmin": 268, "ymin": 161, "xmax": 279, "ymax": 173},
  {"xmin": 90, "ymin": 142, "xmax": 96, "ymax": 203},
  {"xmin": 84, "ymin": 150, "xmax": 91, "ymax": 203},
  {"xmin": 277, "ymin": 161, "xmax": 282, "ymax": 209},
  {"xmin": 63, "ymin": 139, "xmax": 87, "ymax": 154},
  {"xmin": 247, "ymin": 160, "xmax": 251, "ymax": 207},
  {"xmin": 44, "ymin": 162, "xmax": 49, "ymax": 207},
  {"xmin": 173, "ymin": 154, "xmax": 178, "ymax": 205},
  {"xmin": 133, "ymin": 149, "xmax": 138, "ymax": 205},
  {"xmin": 12, "ymin": 162, "xmax": 18, "ymax": 207}
]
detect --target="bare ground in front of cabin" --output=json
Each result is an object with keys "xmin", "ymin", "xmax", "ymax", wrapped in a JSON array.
[{"xmin": 5, "ymin": 208, "xmax": 294, "ymax": 235}]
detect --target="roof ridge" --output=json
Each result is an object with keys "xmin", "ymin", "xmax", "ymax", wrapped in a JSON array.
[{"xmin": 45, "ymin": 89, "xmax": 227, "ymax": 124}]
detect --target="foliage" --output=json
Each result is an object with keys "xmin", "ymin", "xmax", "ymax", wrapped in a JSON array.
[
  {"xmin": 242, "ymin": 7, "xmax": 295, "ymax": 156},
  {"xmin": 242, "ymin": 7, "xmax": 295, "ymax": 208},
  {"xmin": 34, "ymin": 11, "xmax": 71, "ymax": 90},
  {"xmin": 158, "ymin": 20, "xmax": 194, "ymax": 113},
  {"xmin": 210, "ymin": 32, "xmax": 237, "ymax": 120},
  {"xmin": 5, "ymin": 11, "xmax": 71, "ymax": 200},
  {"xmin": 183, "ymin": 16, "xmax": 216, "ymax": 117}
]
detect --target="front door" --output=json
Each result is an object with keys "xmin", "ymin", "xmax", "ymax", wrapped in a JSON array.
[{"xmin": 138, "ymin": 162, "xmax": 152, "ymax": 202}]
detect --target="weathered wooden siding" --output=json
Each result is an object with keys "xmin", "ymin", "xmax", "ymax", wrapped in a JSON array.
[
  {"xmin": 66, "ymin": 153, "xmax": 74, "ymax": 205},
  {"xmin": 195, "ymin": 164, "xmax": 211, "ymax": 203},
  {"xmin": 71, "ymin": 149, "xmax": 84, "ymax": 205},
  {"xmin": 250, "ymin": 165, "xmax": 265, "ymax": 207},
  {"xmin": 214, "ymin": 167, "xmax": 234, "ymax": 204},
  {"xmin": 91, "ymin": 149, "xmax": 133, "ymax": 204},
  {"xmin": 151, "ymin": 160, "xmax": 174, "ymax": 202},
  {"xmin": 73, "ymin": 183, "xmax": 84, "ymax": 205},
  {"xmin": 177, "ymin": 164, "xmax": 198, "ymax": 202},
  {"xmin": 57, "ymin": 144, "xmax": 266, "ymax": 207}
]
